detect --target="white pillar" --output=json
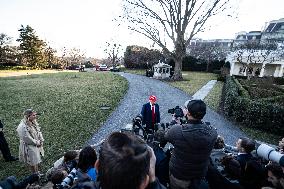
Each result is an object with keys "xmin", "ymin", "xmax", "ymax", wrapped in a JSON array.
[
  {"xmin": 273, "ymin": 66, "xmax": 279, "ymax": 77},
  {"xmin": 230, "ymin": 62, "xmax": 235, "ymax": 76},
  {"xmin": 260, "ymin": 62, "xmax": 266, "ymax": 77},
  {"xmin": 279, "ymin": 64, "xmax": 284, "ymax": 77}
]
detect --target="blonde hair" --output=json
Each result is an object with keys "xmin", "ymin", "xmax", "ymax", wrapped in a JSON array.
[
  {"xmin": 23, "ymin": 109, "xmax": 38, "ymax": 125},
  {"xmin": 24, "ymin": 108, "xmax": 34, "ymax": 115}
]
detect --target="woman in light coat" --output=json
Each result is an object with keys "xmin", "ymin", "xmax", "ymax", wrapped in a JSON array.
[{"xmin": 17, "ymin": 109, "xmax": 44, "ymax": 173}]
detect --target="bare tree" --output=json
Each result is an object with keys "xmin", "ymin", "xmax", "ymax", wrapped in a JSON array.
[
  {"xmin": 104, "ymin": 42, "xmax": 122, "ymax": 67},
  {"xmin": 122, "ymin": 0, "xmax": 233, "ymax": 80},
  {"xmin": 188, "ymin": 41, "xmax": 230, "ymax": 71},
  {"xmin": 0, "ymin": 33, "xmax": 14, "ymax": 65},
  {"xmin": 69, "ymin": 48, "xmax": 85, "ymax": 65}
]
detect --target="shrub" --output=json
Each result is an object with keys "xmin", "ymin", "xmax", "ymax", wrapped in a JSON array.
[
  {"xmin": 212, "ymin": 70, "xmax": 221, "ymax": 74},
  {"xmin": 0, "ymin": 65, "xmax": 29, "ymax": 70},
  {"xmin": 223, "ymin": 76, "xmax": 284, "ymax": 135},
  {"xmin": 223, "ymin": 76, "xmax": 239, "ymax": 117},
  {"xmin": 274, "ymin": 77, "xmax": 284, "ymax": 85},
  {"xmin": 217, "ymin": 74, "xmax": 225, "ymax": 81},
  {"xmin": 233, "ymin": 78, "xmax": 250, "ymax": 98}
]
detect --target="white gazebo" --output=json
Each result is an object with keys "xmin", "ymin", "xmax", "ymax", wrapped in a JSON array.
[{"xmin": 153, "ymin": 61, "xmax": 172, "ymax": 79}]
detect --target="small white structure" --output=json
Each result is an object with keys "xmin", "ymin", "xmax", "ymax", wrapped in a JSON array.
[{"xmin": 153, "ymin": 61, "xmax": 172, "ymax": 79}]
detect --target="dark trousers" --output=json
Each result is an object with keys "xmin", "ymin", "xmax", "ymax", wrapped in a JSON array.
[{"xmin": 0, "ymin": 132, "xmax": 13, "ymax": 160}]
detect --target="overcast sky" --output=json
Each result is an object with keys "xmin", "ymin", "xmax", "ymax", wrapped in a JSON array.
[{"xmin": 0, "ymin": 0, "xmax": 283, "ymax": 58}]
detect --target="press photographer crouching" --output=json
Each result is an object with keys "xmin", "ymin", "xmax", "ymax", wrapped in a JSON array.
[{"xmin": 165, "ymin": 99, "xmax": 218, "ymax": 189}]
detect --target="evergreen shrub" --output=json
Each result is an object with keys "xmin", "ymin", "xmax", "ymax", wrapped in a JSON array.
[{"xmin": 224, "ymin": 76, "xmax": 284, "ymax": 135}]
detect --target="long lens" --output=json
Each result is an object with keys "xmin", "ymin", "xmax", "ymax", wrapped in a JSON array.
[
  {"xmin": 60, "ymin": 168, "xmax": 77, "ymax": 187},
  {"xmin": 256, "ymin": 144, "xmax": 284, "ymax": 166}
]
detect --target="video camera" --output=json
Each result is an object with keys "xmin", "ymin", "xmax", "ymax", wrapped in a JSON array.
[
  {"xmin": 121, "ymin": 115, "xmax": 166, "ymax": 145},
  {"xmin": 168, "ymin": 106, "xmax": 184, "ymax": 118}
]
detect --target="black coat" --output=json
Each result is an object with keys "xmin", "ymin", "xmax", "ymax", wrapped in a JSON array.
[
  {"xmin": 0, "ymin": 120, "xmax": 13, "ymax": 161},
  {"xmin": 141, "ymin": 102, "xmax": 160, "ymax": 130},
  {"xmin": 165, "ymin": 120, "xmax": 218, "ymax": 180},
  {"xmin": 71, "ymin": 179, "xmax": 166, "ymax": 189}
]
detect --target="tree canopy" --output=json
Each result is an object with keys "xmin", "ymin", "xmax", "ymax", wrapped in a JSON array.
[
  {"xmin": 17, "ymin": 25, "xmax": 46, "ymax": 68},
  {"xmin": 122, "ymin": 0, "xmax": 234, "ymax": 80}
]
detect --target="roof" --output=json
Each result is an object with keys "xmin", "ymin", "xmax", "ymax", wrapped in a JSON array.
[{"xmin": 153, "ymin": 62, "xmax": 172, "ymax": 68}]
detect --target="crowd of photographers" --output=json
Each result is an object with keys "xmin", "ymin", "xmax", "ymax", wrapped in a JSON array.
[{"xmin": 1, "ymin": 97, "xmax": 284, "ymax": 189}]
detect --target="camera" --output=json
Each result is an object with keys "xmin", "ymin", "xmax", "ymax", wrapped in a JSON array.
[
  {"xmin": 256, "ymin": 144, "xmax": 284, "ymax": 166},
  {"xmin": 168, "ymin": 106, "xmax": 184, "ymax": 118},
  {"xmin": 57, "ymin": 168, "xmax": 77, "ymax": 189}
]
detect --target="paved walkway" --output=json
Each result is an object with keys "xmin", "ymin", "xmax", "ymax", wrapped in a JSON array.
[
  {"xmin": 88, "ymin": 72, "xmax": 247, "ymax": 146},
  {"xmin": 192, "ymin": 80, "xmax": 217, "ymax": 100}
]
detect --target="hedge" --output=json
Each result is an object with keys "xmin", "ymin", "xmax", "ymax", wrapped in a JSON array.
[
  {"xmin": 224, "ymin": 76, "xmax": 284, "ymax": 135},
  {"xmin": 0, "ymin": 65, "xmax": 28, "ymax": 70},
  {"xmin": 273, "ymin": 77, "xmax": 284, "ymax": 85}
]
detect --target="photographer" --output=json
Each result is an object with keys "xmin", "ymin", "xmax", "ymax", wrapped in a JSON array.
[
  {"xmin": 165, "ymin": 99, "xmax": 217, "ymax": 189},
  {"xmin": 168, "ymin": 106, "xmax": 184, "ymax": 126},
  {"xmin": 151, "ymin": 130, "xmax": 170, "ymax": 187},
  {"xmin": 77, "ymin": 146, "xmax": 97, "ymax": 182},
  {"xmin": 72, "ymin": 132, "xmax": 166, "ymax": 189},
  {"xmin": 264, "ymin": 163, "xmax": 284, "ymax": 189}
]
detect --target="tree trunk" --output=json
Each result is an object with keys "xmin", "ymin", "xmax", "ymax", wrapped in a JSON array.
[
  {"xmin": 206, "ymin": 58, "xmax": 210, "ymax": 72},
  {"xmin": 173, "ymin": 58, "xmax": 183, "ymax": 80},
  {"xmin": 172, "ymin": 41, "xmax": 185, "ymax": 80}
]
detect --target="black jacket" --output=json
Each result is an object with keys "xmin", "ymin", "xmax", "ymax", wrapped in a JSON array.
[
  {"xmin": 71, "ymin": 178, "xmax": 166, "ymax": 189},
  {"xmin": 141, "ymin": 102, "xmax": 160, "ymax": 130},
  {"xmin": 165, "ymin": 120, "xmax": 218, "ymax": 180}
]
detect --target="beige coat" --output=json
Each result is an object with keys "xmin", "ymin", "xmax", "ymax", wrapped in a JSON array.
[{"xmin": 17, "ymin": 119, "xmax": 44, "ymax": 166}]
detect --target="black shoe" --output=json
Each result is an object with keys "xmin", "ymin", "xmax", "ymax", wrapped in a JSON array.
[{"xmin": 5, "ymin": 156, "xmax": 19, "ymax": 162}]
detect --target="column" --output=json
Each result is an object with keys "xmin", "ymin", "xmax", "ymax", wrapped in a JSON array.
[
  {"xmin": 279, "ymin": 64, "xmax": 284, "ymax": 77},
  {"xmin": 260, "ymin": 62, "xmax": 266, "ymax": 77},
  {"xmin": 230, "ymin": 62, "xmax": 235, "ymax": 76}
]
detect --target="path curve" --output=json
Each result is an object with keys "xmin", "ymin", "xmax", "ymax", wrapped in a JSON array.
[{"xmin": 88, "ymin": 72, "xmax": 247, "ymax": 146}]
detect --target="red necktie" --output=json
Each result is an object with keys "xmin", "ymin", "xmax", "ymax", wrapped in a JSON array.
[{"xmin": 152, "ymin": 105, "xmax": 155, "ymax": 127}]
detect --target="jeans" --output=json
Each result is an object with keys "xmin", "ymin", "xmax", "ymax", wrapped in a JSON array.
[{"xmin": 169, "ymin": 174, "xmax": 209, "ymax": 189}]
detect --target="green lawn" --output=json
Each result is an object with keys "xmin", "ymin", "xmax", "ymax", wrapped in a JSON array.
[
  {"xmin": 0, "ymin": 72, "xmax": 128, "ymax": 179},
  {"xmin": 204, "ymin": 81, "xmax": 224, "ymax": 112},
  {"xmin": 124, "ymin": 69, "xmax": 146, "ymax": 76},
  {"xmin": 165, "ymin": 71, "xmax": 218, "ymax": 95},
  {"xmin": 240, "ymin": 126, "xmax": 281, "ymax": 145}
]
